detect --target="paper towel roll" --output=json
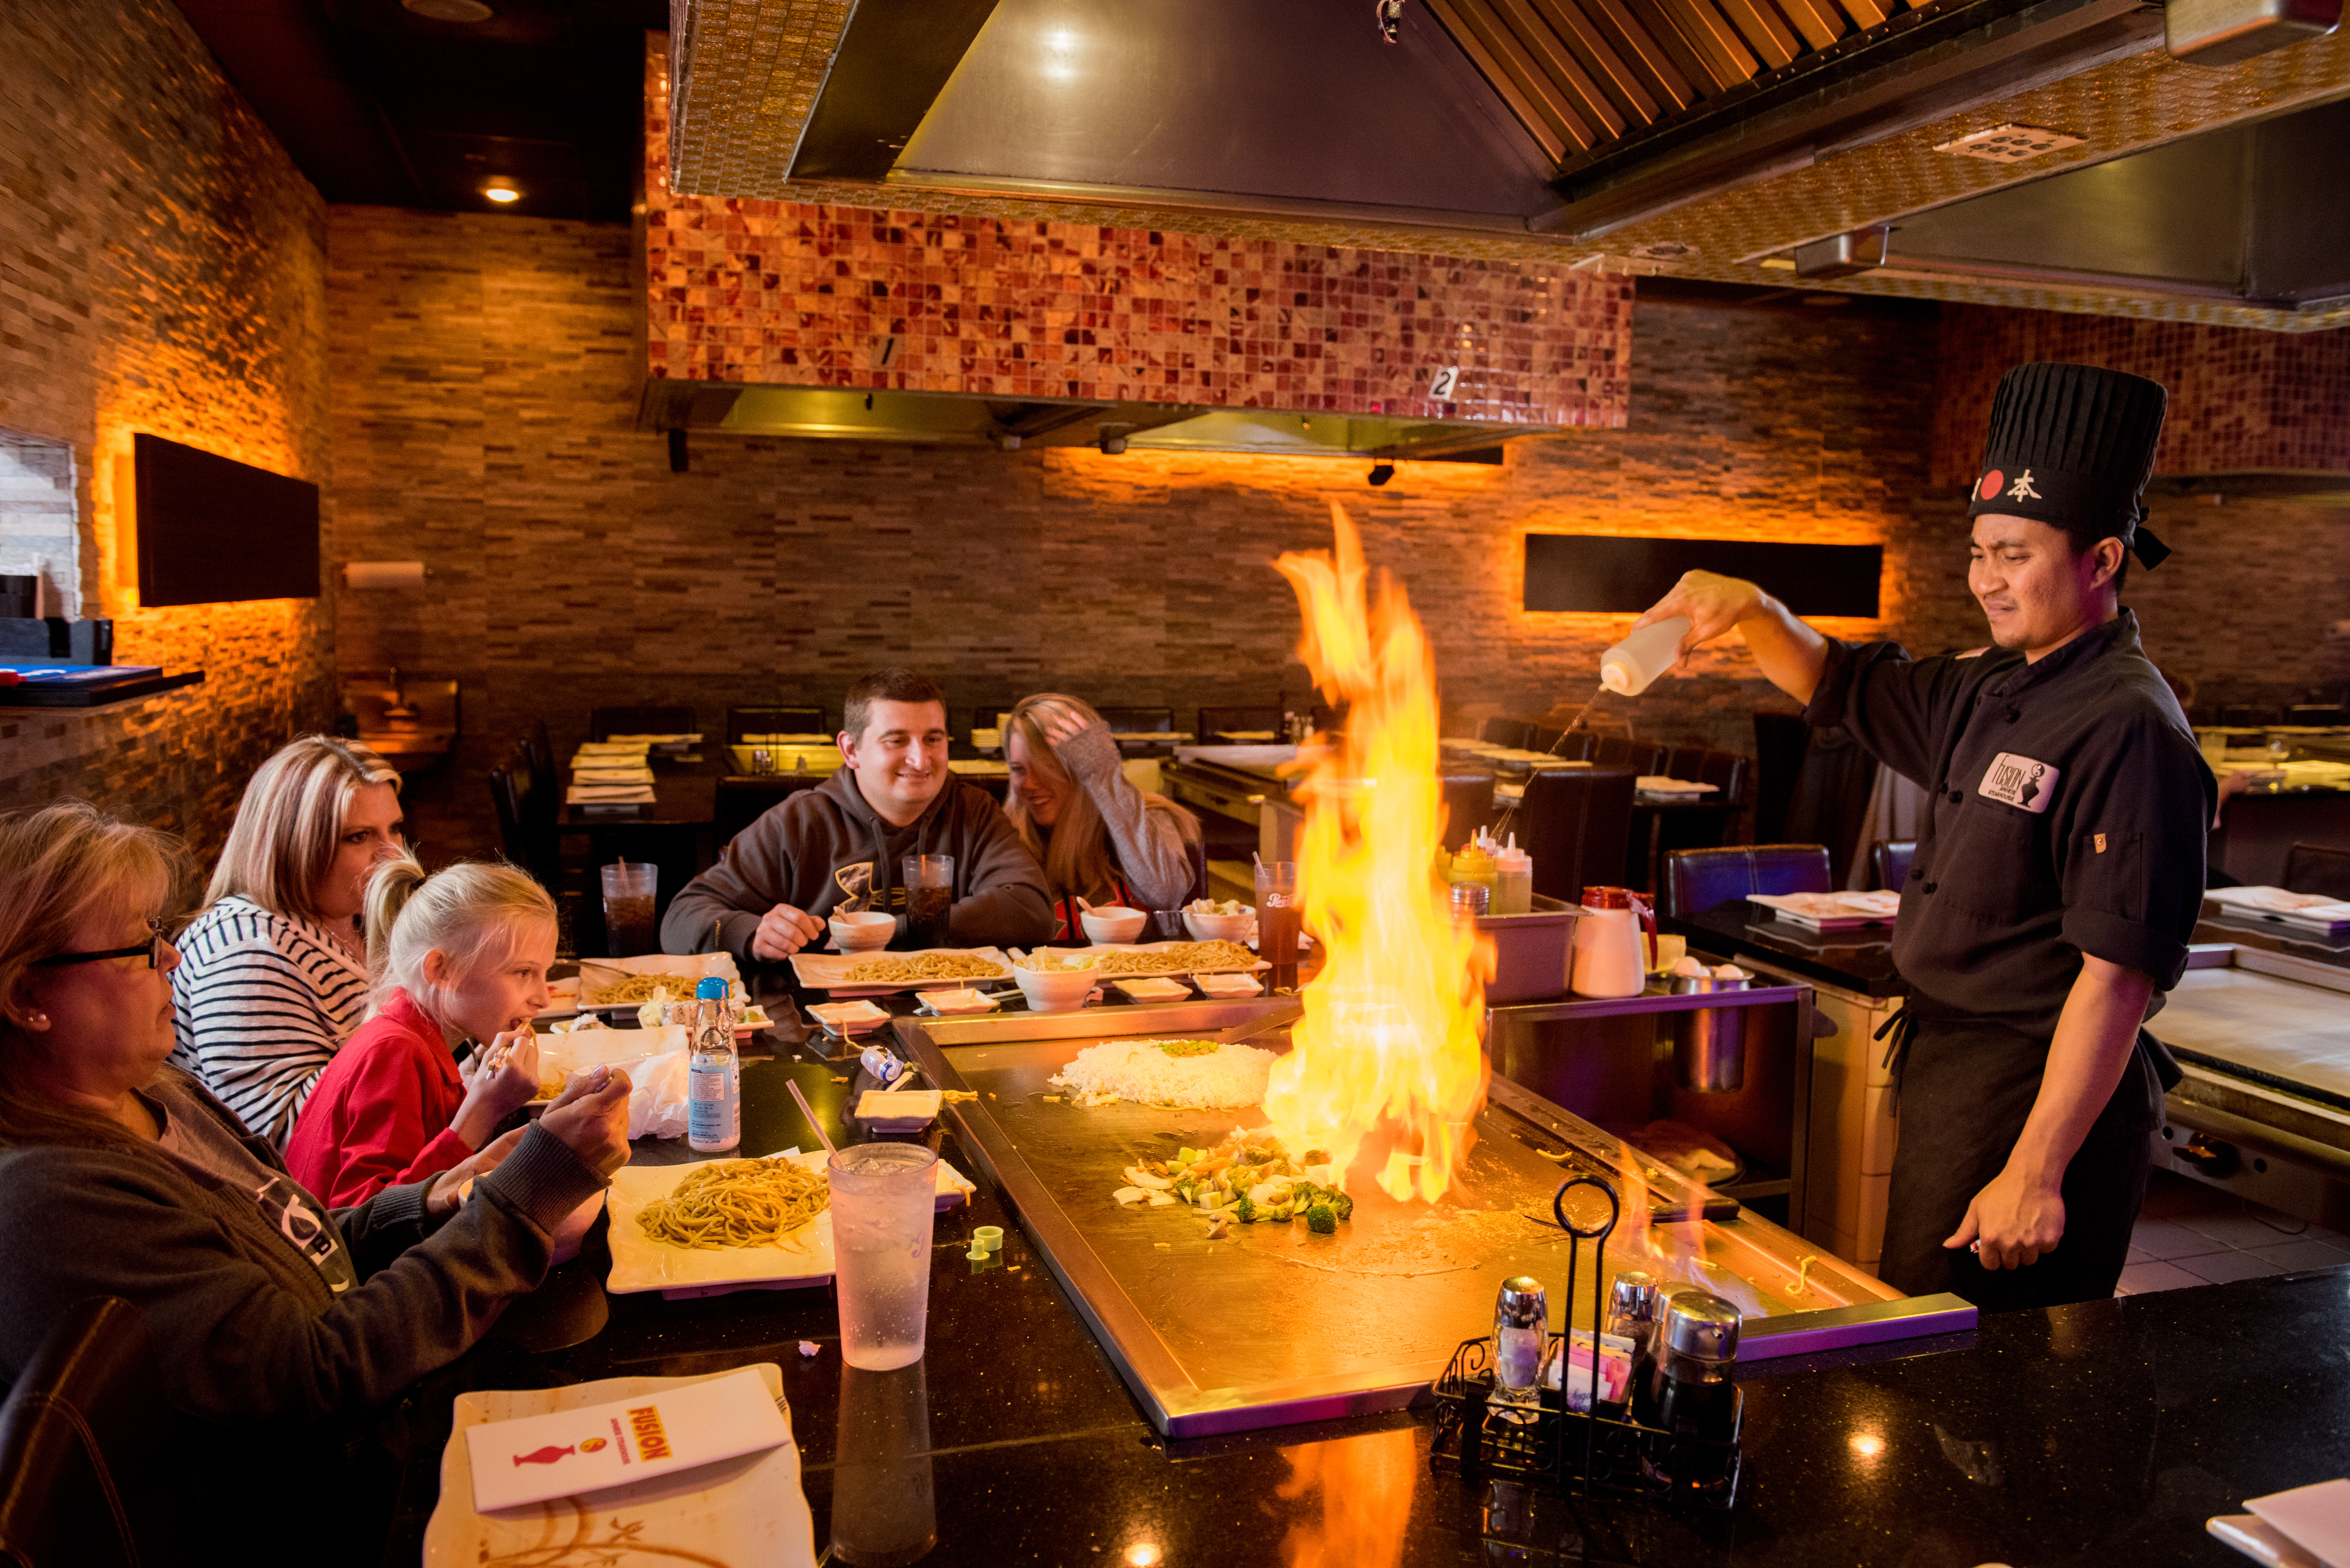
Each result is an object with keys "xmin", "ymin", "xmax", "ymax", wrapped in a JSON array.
[{"xmin": 343, "ymin": 561, "xmax": 426, "ymax": 589}]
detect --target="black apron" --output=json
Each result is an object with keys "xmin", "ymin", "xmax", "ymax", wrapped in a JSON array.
[{"xmin": 1876, "ymin": 1008, "xmax": 2166, "ymax": 1311}]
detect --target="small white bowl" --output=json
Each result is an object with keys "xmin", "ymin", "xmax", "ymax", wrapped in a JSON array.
[
  {"xmin": 1080, "ymin": 905, "xmax": 1149, "ymax": 943},
  {"xmin": 1183, "ymin": 907, "xmax": 1255, "ymax": 943},
  {"xmin": 1012, "ymin": 958, "xmax": 1100, "ymax": 1013},
  {"xmin": 828, "ymin": 910, "xmax": 896, "ymax": 951}
]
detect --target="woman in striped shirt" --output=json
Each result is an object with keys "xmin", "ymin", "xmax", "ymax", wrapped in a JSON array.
[{"xmin": 171, "ymin": 737, "xmax": 406, "ymax": 1147}]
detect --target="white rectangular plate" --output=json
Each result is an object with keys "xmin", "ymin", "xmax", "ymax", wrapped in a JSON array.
[
  {"xmin": 605, "ymin": 1154, "xmax": 835, "ymax": 1296},
  {"xmin": 423, "ymin": 1364, "xmax": 815, "ymax": 1568},
  {"xmin": 790, "ymin": 946, "xmax": 1012, "ymax": 993},
  {"xmin": 551, "ymin": 953, "xmax": 746, "ymax": 1015}
]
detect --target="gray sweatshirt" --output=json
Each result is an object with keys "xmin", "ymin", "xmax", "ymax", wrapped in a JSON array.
[
  {"xmin": 1053, "ymin": 720, "xmax": 1201, "ymax": 910},
  {"xmin": 661, "ymin": 766, "xmax": 1054, "ymax": 963}
]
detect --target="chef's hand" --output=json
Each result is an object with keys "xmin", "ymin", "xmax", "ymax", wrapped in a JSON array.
[
  {"xmin": 1631, "ymin": 570, "xmax": 1766, "ymax": 660},
  {"xmin": 751, "ymin": 902, "xmax": 827, "ymax": 961},
  {"xmin": 539, "ymin": 1064, "xmax": 634, "ymax": 1178},
  {"xmin": 1944, "ymin": 1166, "xmax": 2066, "ymax": 1269},
  {"xmin": 1026, "ymin": 697, "xmax": 1092, "ymax": 747}
]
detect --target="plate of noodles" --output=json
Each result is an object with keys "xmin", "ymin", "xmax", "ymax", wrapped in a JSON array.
[
  {"xmin": 1015, "ymin": 940, "xmax": 1267, "ymax": 982},
  {"xmin": 788, "ymin": 946, "xmax": 1012, "ymax": 995},
  {"xmin": 605, "ymin": 1152, "xmax": 837, "ymax": 1297},
  {"xmin": 546, "ymin": 953, "xmax": 746, "ymax": 1016}
]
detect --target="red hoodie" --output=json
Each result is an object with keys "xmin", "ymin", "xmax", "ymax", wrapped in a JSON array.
[{"xmin": 284, "ymin": 988, "xmax": 475, "ymax": 1208}]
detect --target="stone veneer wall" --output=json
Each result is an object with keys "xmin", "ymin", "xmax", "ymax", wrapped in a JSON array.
[
  {"xmin": 0, "ymin": 0, "xmax": 335, "ymax": 863},
  {"xmin": 332, "ymin": 208, "xmax": 1959, "ymax": 859}
]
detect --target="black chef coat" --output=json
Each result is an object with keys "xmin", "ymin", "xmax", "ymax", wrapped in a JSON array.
[
  {"xmin": 1802, "ymin": 609, "xmax": 2215, "ymax": 1036},
  {"xmin": 1804, "ymin": 609, "xmax": 2216, "ymax": 1308}
]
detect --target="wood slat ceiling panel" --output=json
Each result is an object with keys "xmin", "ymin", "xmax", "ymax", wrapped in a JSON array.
[{"xmin": 1431, "ymin": 0, "xmax": 1918, "ymax": 167}]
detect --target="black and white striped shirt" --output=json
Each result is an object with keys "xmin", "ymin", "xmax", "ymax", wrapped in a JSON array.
[{"xmin": 169, "ymin": 896, "xmax": 371, "ymax": 1149}]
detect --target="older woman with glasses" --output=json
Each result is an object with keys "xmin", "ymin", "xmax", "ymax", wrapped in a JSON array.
[
  {"xmin": 0, "ymin": 800, "xmax": 632, "ymax": 1542},
  {"xmin": 170, "ymin": 735, "xmax": 407, "ymax": 1145}
]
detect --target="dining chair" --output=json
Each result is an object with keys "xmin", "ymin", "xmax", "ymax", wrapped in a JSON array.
[
  {"xmin": 1441, "ymin": 767, "xmax": 1500, "ymax": 852},
  {"xmin": 1480, "ymin": 716, "xmax": 1536, "ymax": 750},
  {"xmin": 715, "ymin": 775, "xmax": 825, "ymax": 852},
  {"xmin": 1596, "ymin": 735, "xmax": 1667, "ymax": 775},
  {"xmin": 590, "ymin": 705, "xmax": 695, "ymax": 741},
  {"xmin": 728, "ymin": 705, "xmax": 826, "ymax": 743},
  {"xmin": 1872, "ymin": 839, "xmax": 1918, "ymax": 893},
  {"xmin": 1514, "ymin": 767, "xmax": 1637, "ymax": 905},
  {"xmin": 1197, "ymin": 705, "xmax": 1284, "ymax": 742},
  {"xmin": 2281, "ymin": 841, "xmax": 2350, "ymax": 901},
  {"xmin": 1662, "ymin": 845, "xmax": 1834, "ymax": 918},
  {"xmin": 524, "ymin": 718, "xmax": 555, "ymax": 786},
  {"xmin": 1528, "ymin": 727, "xmax": 1597, "ymax": 762},
  {"xmin": 1665, "ymin": 745, "xmax": 1710, "ymax": 783},
  {"xmin": 0, "ymin": 1296, "xmax": 189, "ymax": 1568}
]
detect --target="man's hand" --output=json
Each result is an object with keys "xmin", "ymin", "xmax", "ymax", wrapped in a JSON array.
[
  {"xmin": 751, "ymin": 901, "xmax": 827, "ymax": 961},
  {"xmin": 1631, "ymin": 569, "xmax": 1766, "ymax": 657},
  {"xmin": 539, "ymin": 1064, "xmax": 634, "ymax": 1178},
  {"xmin": 1944, "ymin": 1166, "xmax": 2068, "ymax": 1269},
  {"xmin": 425, "ymin": 1127, "xmax": 527, "ymax": 1216}
]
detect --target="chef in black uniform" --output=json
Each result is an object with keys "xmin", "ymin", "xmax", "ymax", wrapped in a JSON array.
[{"xmin": 1635, "ymin": 361, "xmax": 2213, "ymax": 1311}]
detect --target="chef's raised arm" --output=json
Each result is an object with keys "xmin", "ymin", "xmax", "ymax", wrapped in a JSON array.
[{"xmin": 1632, "ymin": 570, "xmax": 1829, "ymax": 705}]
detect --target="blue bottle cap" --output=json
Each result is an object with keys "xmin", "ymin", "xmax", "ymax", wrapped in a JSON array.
[{"xmin": 695, "ymin": 976, "xmax": 729, "ymax": 999}]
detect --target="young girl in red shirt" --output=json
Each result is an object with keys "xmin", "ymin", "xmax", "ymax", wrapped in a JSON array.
[{"xmin": 287, "ymin": 856, "xmax": 553, "ymax": 1207}]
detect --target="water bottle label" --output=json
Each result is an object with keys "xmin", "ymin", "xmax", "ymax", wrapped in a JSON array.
[{"xmin": 690, "ymin": 1069, "xmax": 726, "ymax": 1102}]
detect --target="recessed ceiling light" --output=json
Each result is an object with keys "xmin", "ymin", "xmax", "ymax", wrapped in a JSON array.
[
  {"xmin": 481, "ymin": 178, "xmax": 521, "ymax": 204},
  {"xmin": 1933, "ymin": 123, "xmax": 2084, "ymax": 163},
  {"xmin": 403, "ymin": 0, "xmax": 494, "ymax": 20}
]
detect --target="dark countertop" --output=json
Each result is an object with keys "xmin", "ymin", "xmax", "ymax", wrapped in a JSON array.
[
  {"xmin": 2197, "ymin": 905, "xmax": 2350, "ymax": 973},
  {"xmin": 384, "ymin": 1021, "xmax": 2346, "ymax": 1565},
  {"xmin": 1667, "ymin": 903, "xmax": 1907, "ymax": 1000}
]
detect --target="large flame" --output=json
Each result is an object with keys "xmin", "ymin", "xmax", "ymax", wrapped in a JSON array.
[{"xmin": 1262, "ymin": 502, "xmax": 1492, "ymax": 1203}]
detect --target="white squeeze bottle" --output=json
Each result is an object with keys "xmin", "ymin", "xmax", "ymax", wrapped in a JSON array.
[
  {"xmin": 1599, "ymin": 616, "xmax": 1691, "ymax": 697},
  {"xmin": 1493, "ymin": 834, "xmax": 1533, "ymax": 916},
  {"xmin": 686, "ymin": 976, "xmax": 740, "ymax": 1153}
]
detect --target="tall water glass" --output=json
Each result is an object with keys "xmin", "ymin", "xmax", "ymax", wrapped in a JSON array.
[
  {"xmin": 1255, "ymin": 860, "xmax": 1302, "ymax": 993},
  {"xmin": 829, "ymin": 1142, "xmax": 938, "ymax": 1370}
]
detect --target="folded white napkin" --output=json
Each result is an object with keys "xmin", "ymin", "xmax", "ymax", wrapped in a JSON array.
[{"xmin": 567, "ymin": 784, "xmax": 655, "ymax": 804}]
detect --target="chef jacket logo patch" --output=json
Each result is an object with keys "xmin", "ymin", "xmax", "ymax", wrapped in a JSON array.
[{"xmin": 1979, "ymin": 752, "xmax": 2058, "ymax": 813}]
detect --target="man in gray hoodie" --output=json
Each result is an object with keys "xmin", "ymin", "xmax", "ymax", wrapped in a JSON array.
[{"xmin": 661, "ymin": 668, "xmax": 1054, "ymax": 964}]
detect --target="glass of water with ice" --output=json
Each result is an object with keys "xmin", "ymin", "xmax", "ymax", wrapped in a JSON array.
[{"xmin": 829, "ymin": 1142, "xmax": 938, "ymax": 1371}]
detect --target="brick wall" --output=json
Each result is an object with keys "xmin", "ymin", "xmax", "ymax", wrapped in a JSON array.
[
  {"xmin": 331, "ymin": 209, "xmax": 1970, "ymax": 857},
  {"xmin": 0, "ymin": 0, "xmax": 335, "ymax": 863}
]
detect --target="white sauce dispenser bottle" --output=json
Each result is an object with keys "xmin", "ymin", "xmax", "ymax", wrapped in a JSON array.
[{"xmin": 1599, "ymin": 616, "xmax": 1691, "ymax": 697}]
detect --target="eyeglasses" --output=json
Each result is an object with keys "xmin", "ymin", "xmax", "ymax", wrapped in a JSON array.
[{"xmin": 34, "ymin": 918, "xmax": 173, "ymax": 970}]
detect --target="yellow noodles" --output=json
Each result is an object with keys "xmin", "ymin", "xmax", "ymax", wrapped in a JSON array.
[
  {"xmin": 841, "ymin": 953, "xmax": 1005, "ymax": 983},
  {"xmin": 1094, "ymin": 940, "xmax": 1257, "ymax": 974},
  {"xmin": 633, "ymin": 1158, "xmax": 831, "ymax": 1250},
  {"xmin": 585, "ymin": 972, "xmax": 686, "ymax": 1006}
]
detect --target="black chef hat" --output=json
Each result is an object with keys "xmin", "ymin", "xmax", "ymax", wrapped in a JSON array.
[{"xmin": 1966, "ymin": 361, "xmax": 2172, "ymax": 569}]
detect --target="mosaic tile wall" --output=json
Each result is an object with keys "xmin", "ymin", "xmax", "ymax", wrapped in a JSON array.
[
  {"xmin": 0, "ymin": 0, "xmax": 336, "ymax": 864},
  {"xmin": 1930, "ymin": 305, "xmax": 2350, "ymax": 486},
  {"xmin": 644, "ymin": 53, "xmax": 1632, "ymax": 426}
]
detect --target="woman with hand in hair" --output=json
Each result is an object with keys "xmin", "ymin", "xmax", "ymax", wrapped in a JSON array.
[{"xmin": 1002, "ymin": 694, "xmax": 1204, "ymax": 939}]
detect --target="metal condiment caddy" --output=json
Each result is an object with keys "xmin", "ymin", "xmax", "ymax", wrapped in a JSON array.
[{"xmin": 1427, "ymin": 1174, "xmax": 1746, "ymax": 1511}]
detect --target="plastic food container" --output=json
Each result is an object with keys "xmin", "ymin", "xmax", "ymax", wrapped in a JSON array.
[{"xmin": 1474, "ymin": 894, "xmax": 1580, "ymax": 1003}]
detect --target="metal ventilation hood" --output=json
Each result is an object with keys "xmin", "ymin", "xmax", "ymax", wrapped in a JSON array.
[{"xmin": 638, "ymin": 381, "xmax": 1537, "ymax": 460}]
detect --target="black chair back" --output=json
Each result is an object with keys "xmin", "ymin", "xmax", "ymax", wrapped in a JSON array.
[
  {"xmin": 1515, "ymin": 767, "xmax": 1637, "ymax": 904},
  {"xmin": 729, "ymin": 705, "xmax": 826, "ymax": 743},
  {"xmin": 0, "ymin": 1297, "xmax": 187, "ymax": 1568},
  {"xmin": 1784, "ymin": 726, "xmax": 1879, "ymax": 886},
  {"xmin": 1662, "ymin": 844, "xmax": 1833, "ymax": 918},
  {"xmin": 1198, "ymin": 705, "xmax": 1283, "ymax": 742},
  {"xmin": 489, "ymin": 756, "xmax": 529, "ymax": 865},
  {"xmin": 1665, "ymin": 745, "xmax": 1709, "ymax": 782},
  {"xmin": 1752, "ymin": 712, "xmax": 1811, "ymax": 842},
  {"xmin": 1872, "ymin": 838, "xmax": 1918, "ymax": 893},
  {"xmin": 2282, "ymin": 841, "xmax": 2350, "ymax": 901},
  {"xmin": 1595, "ymin": 735, "xmax": 1666, "ymax": 775},
  {"xmin": 1480, "ymin": 716, "xmax": 1536, "ymax": 750},
  {"xmin": 1528, "ymin": 728, "xmax": 1596, "ymax": 761},
  {"xmin": 1095, "ymin": 706, "xmax": 1174, "ymax": 735},
  {"xmin": 525, "ymin": 719, "xmax": 554, "ymax": 787},
  {"xmin": 715, "ymin": 775, "xmax": 824, "ymax": 852},
  {"xmin": 1441, "ymin": 769, "xmax": 1500, "ymax": 852},
  {"xmin": 2288, "ymin": 705, "xmax": 2348, "ymax": 726},
  {"xmin": 591, "ymin": 705, "xmax": 695, "ymax": 741},
  {"xmin": 1695, "ymin": 749, "xmax": 1749, "ymax": 806}
]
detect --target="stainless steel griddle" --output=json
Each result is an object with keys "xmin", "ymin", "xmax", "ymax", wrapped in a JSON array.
[{"xmin": 894, "ymin": 999, "xmax": 1975, "ymax": 1437}]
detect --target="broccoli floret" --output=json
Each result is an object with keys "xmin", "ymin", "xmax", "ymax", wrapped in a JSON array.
[
  {"xmin": 1306, "ymin": 1202, "xmax": 1337, "ymax": 1234},
  {"xmin": 1328, "ymin": 1193, "xmax": 1354, "ymax": 1222},
  {"xmin": 1233, "ymin": 1194, "xmax": 1257, "ymax": 1224}
]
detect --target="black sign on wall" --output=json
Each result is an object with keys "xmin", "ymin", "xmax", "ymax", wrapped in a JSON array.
[
  {"xmin": 134, "ymin": 433, "xmax": 320, "ymax": 607},
  {"xmin": 1523, "ymin": 535, "xmax": 1882, "ymax": 618}
]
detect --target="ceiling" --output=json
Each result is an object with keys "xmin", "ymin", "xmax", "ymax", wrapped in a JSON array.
[{"xmin": 172, "ymin": 0, "xmax": 665, "ymax": 221}]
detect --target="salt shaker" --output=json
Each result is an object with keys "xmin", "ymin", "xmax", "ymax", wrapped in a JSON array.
[
  {"xmin": 1491, "ymin": 1276, "xmax": 1548, "ymax": 1423},
  {"xmin": 1604, "ymin": 1270, "xmax": 1664, "ymax": 1403}
]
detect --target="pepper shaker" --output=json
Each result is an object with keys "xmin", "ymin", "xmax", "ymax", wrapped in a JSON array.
[{"xmin": 1642, "ymin": 1290, "xmax": 1741, "ymax": 1497}]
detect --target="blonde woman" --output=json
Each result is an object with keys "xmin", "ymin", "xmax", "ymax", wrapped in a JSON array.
[
  {"xmin": 0, "ymin": 802, "xmax": 630, "ymax": 1542},
  {"xmin": 170, "ymin": 735, "xmax": 406, "ymax": 1146},
  {"xmin": 285, "ymin": 856, "xmax": 554, "ymax": 1208},
  {"xmin": 1002, "ymin": 694, "xmax": 1204, "ymax": 939}
]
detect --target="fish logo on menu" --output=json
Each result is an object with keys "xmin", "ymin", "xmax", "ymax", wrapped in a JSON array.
[{"xmin": 1979, "ymin": 752, "xmax": 2058, "ymax": 813}]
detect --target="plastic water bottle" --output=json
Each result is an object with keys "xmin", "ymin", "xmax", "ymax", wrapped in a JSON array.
[
  {"xmin": 687, "ymin": 975, "xmax": 740, "ymax": 1153},
  {"xmin": 1599, "ymin": 616, "xmax": 1691, "ymax": 697}
]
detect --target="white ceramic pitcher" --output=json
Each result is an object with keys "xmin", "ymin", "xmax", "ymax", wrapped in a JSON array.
[{"xmin": 1571, "ymin": 885, "xmax": 1655, "ymax": 998}]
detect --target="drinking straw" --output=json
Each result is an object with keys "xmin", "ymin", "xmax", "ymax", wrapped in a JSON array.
[{"xmin": 786, "ymin": 1078, "xmax": 838, "ymax": 1157}]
